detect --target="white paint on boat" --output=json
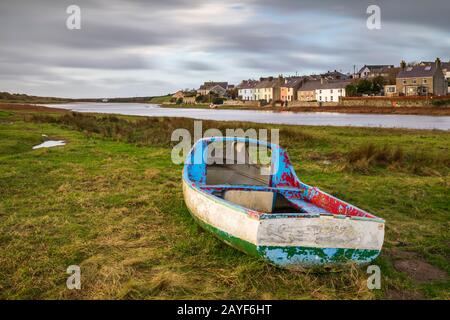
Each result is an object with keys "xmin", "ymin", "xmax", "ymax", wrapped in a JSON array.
[
  {"xmin": 32, "ymin": 140, "xmax": 66, "ymax": 150},
  {"xmin": 183, "ymin": 180, "xmax": 384, "ymax": 251},
  {"xmin": 183, "ymin": 181, "xmax": 259, "ymax": 245},
  {"xmin": 257, "ymin": 216, "xmax": 384, "ymax": 250}
]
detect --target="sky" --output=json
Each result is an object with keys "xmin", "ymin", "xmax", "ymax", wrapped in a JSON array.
[{"xmin": 0, "ymin": 0, "xmax": 449, "ymax": 98}]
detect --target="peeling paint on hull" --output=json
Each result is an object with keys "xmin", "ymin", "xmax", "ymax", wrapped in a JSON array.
[{"xmin": 182, "ymin": 137, "xmax": 385, "ymax": 268}]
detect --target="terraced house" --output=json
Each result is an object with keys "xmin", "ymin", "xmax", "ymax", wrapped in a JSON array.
[
  {"xmin": 280, "ymin": 77, "xmax": 305, "ymax": 102},
  {"xmin": 396, "ymin": 60, "xmax": 447, "ymax": 96},
  {"xmin": 254, "ymin": 77, "xmax": 283, "ymax": 102},
  {"xmin": 297, "ymin": 80, "xmax": 321, "ymax": 102},
  {"xmin": 315, "ymin": 79, "xmax": 352, "ymax": 102},
  {"xmin": 237, "ymin": 80, "xmax": 258, "ymax": 101}
]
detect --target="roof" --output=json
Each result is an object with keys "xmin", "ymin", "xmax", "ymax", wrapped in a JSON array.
[
  {"xmin": 320, "ymin": 70, "xmax": 349, "ymax": 80},
  {"xmin": 318, "ymin": 80, "xmax": 352, "ymax": 90},
  {"xmin": 237, "ymin": 80, "xmax": 258, "ymax": 89},
  {"xmin": 198, "ymin": 82, "xmax": 228, "ymax": 90},
  {"xmin": 281, "ymin": 77, "xmax": 305, "ymax": 88},
  {"xmin": 397, "ymin": 64, "xmax": 441, "ymax": 78},
  {"xmin": 298, "ymin": 79, "xmax": 352, "ymax": 91},
  {"xmin": 297, "ymin": 80, "xmax": 322, "ymax": 91},
  {"xmin": 420, "ymin": 61, "xmax": 450, "ymax": 71},
  {"xmin": 254, "ymin": 78, "xmax": 282, "ymax": 89},
  {"xmin": 358, "ymin": 65, "xmax": 394, "ymax": 74}
]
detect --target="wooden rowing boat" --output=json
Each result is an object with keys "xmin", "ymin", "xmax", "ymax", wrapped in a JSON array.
[{"xmin": 182, "ymin": 137, "xmax": 384, "ymax": 268}]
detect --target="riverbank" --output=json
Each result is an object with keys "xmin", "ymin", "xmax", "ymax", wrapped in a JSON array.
[
  {"xmin": 0, "ymin": 106, "xmax": 449, "ymax": 299},
  {"xmin": 161, "ymin": 103, "xmax": 450, "ymax": 116}
]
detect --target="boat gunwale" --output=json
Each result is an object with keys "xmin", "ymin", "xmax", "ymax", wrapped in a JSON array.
[{"xmin": 183, "ymin": 137, "xmax": 385, "ymax": 224}]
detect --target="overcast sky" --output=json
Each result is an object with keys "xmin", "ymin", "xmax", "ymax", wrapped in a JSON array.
[{"xmin": 1, "ymin": 0, "xmax": 449, "ymax": 98}]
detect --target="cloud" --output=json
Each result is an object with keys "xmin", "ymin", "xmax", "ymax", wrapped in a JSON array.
[{"xmin": 0, "ymin": 0, "xmax": 448, "ymax": 98}]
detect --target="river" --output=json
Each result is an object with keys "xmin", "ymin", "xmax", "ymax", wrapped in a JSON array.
[{"xmin": 45, "ymin": 103, "xmax": 450, "ymax": 130}]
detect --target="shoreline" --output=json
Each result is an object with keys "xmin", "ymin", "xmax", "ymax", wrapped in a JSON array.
[
  {"xmin": 160, "ymin": 103, "xmax": 450, "ymax": 116},
  {"xmin": 2, "ymin": 101, "xmax": 448, "ymax": 116}
]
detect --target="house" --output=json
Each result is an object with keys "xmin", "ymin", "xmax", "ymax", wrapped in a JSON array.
[
  {"xmin": 280, "ymin": 77, "xmax": 305, "ymax": 102},
  {"xmin": 315, "ymin": 79, "xmax": 352, "ymax": 102},
  {"xmin": 237, "ymin": 80, "xmax": 258, "ymax": 101},
  {"xmin": 320, "ymin": 70, "xmax": 349, "ymax": 80},
  {"xmin": 254, "ymin": 77, "xmax": 283, "ymax": 102},
  {"xmin": 172, "ymin": 91, "xmax": 185, "ymax": 99},
  {"xmin": 420, "ymin": 60, "xmax": 450, "ymax": 93},
  {"xmin": 182, "ymin": 96, "xmax": 196, "ymax": 104},
  {"xmin": 396, "ymin": 60, "xmax": 447, "ymax": 96},
  {"xmin": 384, "ymin": 85, "xmax": 397, "ymax": 97},
  {"xmin": 209, "ymin": 85, "xmax": 227, "ymax": 97},
  {"xmin": 356, "ymin": 65, "xmax": 394, "ymax": 78},
  {"xmin": 297, "ymin": 80, "xmax": 321, "ymax": 102},
  {"xmin": 197, "ymin": 82, "xmax": 228, "ymax": 96},
  {"xmin": 368, "ymin": 67, "xmax": 401, "ymax": 84}
]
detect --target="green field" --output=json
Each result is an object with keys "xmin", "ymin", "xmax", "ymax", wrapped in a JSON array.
[{"xmin": 0, "ymin": 107, "xmax": 448, "ymax": 299}]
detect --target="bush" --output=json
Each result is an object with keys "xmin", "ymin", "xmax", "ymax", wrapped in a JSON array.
[
  {"xmin": 431, "ymin": 99, "xmax": 450, "ymax": 107},
  {"xmin": 212, "ymin": 97, "xmax": 224, "ymax": 105}
]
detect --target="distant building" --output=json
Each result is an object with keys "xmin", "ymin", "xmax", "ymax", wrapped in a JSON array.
[
  {"xmin": 384, "ymin": 85, "xmax": 397, "ymax": 97},
  {"xmin": 209, "ymin": 85, "xmax": 227, "ymax": 97},
  {"xmin": 280, "ymin": 77, "xmax": 305, "ymax": 102},
  {"xmin": 320, "ymin": 70, "xmax": 349, "ymax": 80},
  {"xmin": 297, "ymin": 80, "xmax": 321, "ymax": 102},
  {"xmin": 356, "ymin": 65, "xmax": 395, "ymax": 78},
  {"xmin": 237, "ymin": 80, "xmax": 258, "ymax": 101},
  {"xmin": 420, "ymin": 60, "xmax": 450, "ymax": 93},
  {"xmin": 315, "ymin": 79, "xmax": 352, "ymax": 102},
  {"xmin": 254, "ymin": 77, "xmax": 283, "ymax": 102},
  {"xmin": 396, "ymin": 60, "xmax": 447, "ymax": 96},
  {"xmin": 197, "ymin": 82, "xmax": 228, "ymax": 96},
  {"xmin": 368, "ymin": 67, "xmax": 401, "ymax": 84},
  {"xmin": 172, "ymin": 91, "xmax": 185, "ymax": 99}
]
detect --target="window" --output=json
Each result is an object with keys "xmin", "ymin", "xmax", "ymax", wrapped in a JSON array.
[
  {"xmin": 403, "ymin": 80, "xmax": 407, "ymax": 85},
  {"xmin": 319, "ymin": 90, "xmax": 322, "ymax": 93},
  {"xmin": 423, "ymin": 79, "xmax": 428, "ymax": 84},
  {"xmin": 413, "ymin": 79, "xmax": 417, "ymax": 84},
  {"xmin": 330, "ymin": 96, "xmax": 333, "ymax": 101},
  {"xmin": 330, "ymin": 89, "xmax": 333, "ymax": 93},
  {"xmin": 319, "ymin": 96, "xmax": 322, "ymax": 101}
]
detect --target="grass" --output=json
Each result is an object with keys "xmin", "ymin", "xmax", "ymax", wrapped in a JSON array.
[{"xmin": 0, "ymin": 107, "xmax": 449, "ymax": 299}]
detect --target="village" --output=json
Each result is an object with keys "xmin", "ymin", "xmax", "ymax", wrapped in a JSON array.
[{"xmin": 171, "ymin": 58, "xmax": 450, "ymax": 108}]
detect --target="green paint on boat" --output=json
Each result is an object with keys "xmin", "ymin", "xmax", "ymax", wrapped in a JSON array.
[{"xmin": 187, "ymin": 208, "xmax": 380, "ymax": 267}]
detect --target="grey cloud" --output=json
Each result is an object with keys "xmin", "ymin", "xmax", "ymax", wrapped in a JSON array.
[{"xmin": 0, "ymin": 0, "xmax": 448, "ymax": 98}]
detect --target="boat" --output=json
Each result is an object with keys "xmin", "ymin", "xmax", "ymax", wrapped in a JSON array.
[{"xmin": 182, "ymin": 137, "xmax": 385, "ymax": 268}]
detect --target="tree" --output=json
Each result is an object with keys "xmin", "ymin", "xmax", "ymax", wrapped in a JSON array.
[
  {"xmin": 400, "ymin": 60, "xmax": 407, "ymax": 69},
  {"xmin": 357, "ymin": 79, "xmax": 373, "ymax": 94},
  {"xmin": 345, "ymin": 84, "xmax": 358, "ymax": 97},
  {"xmin": 371, "ymin": 76, "xmax": 386, "ymax": 94}
]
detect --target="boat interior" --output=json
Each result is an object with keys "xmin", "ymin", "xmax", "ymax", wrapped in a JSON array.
[{"xmin": 186, "ymin": 139, "xmax": 376, "ymax": 219}]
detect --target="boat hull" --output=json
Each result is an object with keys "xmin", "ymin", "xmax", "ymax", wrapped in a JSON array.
[{"xmin": 183, "ymin": 180, "xmax": 384, "ymax": 268}]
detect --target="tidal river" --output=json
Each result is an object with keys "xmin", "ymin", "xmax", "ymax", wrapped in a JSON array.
[{"xmin": 45, "ymin": 103, "xmax": 450, "ymax": 131}]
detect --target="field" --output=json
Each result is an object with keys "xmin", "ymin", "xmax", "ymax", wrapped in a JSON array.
[{"xmin": 0, "ymin": 104, "xmax": 449, "ymax": 299}]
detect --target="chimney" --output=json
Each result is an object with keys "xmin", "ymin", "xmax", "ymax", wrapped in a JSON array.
[
  {"xmin": 435, "ymin": 57, "xmax": 442, "ymax": 69},
  {"xmin": 320, "ymin": 78, "xmax": 324, "ymax": 85},
  {"xmin": 268, "ymin": 76, "xmax": 274, "ymax": 81}
]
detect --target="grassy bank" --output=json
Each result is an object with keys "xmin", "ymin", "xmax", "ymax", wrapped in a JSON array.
[{"xmin": 0, "ymin": 105, "xmax": 449, "ymax": 299}]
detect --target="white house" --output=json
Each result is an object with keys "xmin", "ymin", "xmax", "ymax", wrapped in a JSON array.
[
  {"xmin": 237, "ymin": 80, "xmax": 258, "ymax": 101},
  {"xmin": 315, "ymin": 80, "xmax": 352, "ymax": 103}
]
